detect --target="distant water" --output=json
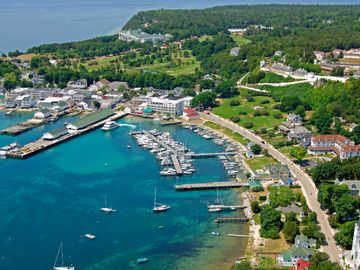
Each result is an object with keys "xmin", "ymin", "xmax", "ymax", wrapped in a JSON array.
[
  {"xmin": 0, "ymin": 112, "xmax": 248, "ymax": 270},
  {"xmin": 0, "ymin": 0, "xmax": 359, "ymax": 52}
]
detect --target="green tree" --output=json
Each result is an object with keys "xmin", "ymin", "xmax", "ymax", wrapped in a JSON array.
[
  {"xmin": 333, "ymin": 195, "xmax": 358, "ymax": 221},
  {"xmin": 283, "ymin": 220, "xmax": 299, "ymax": 243},
  {"xmin": 334, "ymin": 221, "xmax": 357, "ymax": 249},
  {"xmin": 191, "ymin": 92, "xmax": 216, "ymax": 108},
  {"xmin": 290, "ymin": 146, "xmax": 307, "ymax": 163},
  {"xmin": 260, "ymin": 205, "xmax": 282, "ymax": 239},
  {"xmin": 214, "ymin": 79, "xmax": 237, "ymax": 98},
  {"xmin": 250, "ymin": 201, "xmax": 261, "ymax": 214},
  {"xmin": 250, "ymin": 144, "xmax": 262, "ymax": 155}
]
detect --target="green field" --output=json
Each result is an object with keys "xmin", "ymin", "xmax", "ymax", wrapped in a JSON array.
[
  {"xmin": 246, "ymin": 156, "xmax": 278, "ymax": 171},
  {"xmin": 231, "ymin": 34, "xmax": 251, "ymax": 46},
  {"xmin": 212, "ymin": 93, "xmax": 285, "ymax": 130}
]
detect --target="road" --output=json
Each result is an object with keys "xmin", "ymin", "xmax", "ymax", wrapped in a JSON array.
[{"xmin": 201, "ymin": 112, "xmax": 341, "ymax": 262}]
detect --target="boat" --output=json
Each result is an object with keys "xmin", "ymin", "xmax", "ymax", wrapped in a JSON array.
[
  {"xmin": 208, "ymin": 190, "xmax": 223, "ymax": 213},
  {"xmin": 127, "ymin": 145, "xmax": 131, "ymax": 148},
  {"xmin": 53, "ymin": 242, "xmax": 75, "ymax": 270},
  {"xmin": 157, "ymin": 225, "xmax": 165, "ymax": 229},
  {"xmin": 101, "ymin": 121, "xmax": 119, "ymax": 131},
  {"xmin": 153, "ymin": 188, "xmax": 170, "ymax": 213},
  {"xmin": 211, "ymin": 232, "xmax": 220, "ymax": 236},
  {"xmin": 85, "ymin": 233, "xmax": 96, "ymax": 240},
  {"xmin": 100, "ymin": 196, "xmax": 116, "ymax": 213},
  {"xmin": 137, "ymin": 258, "xmax": 149, "ymax": 264}
]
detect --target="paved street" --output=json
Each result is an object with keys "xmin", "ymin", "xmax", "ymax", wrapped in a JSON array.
[{"xmin": 201, "ymin": 112, "xmax": 341, "ymax": 262}]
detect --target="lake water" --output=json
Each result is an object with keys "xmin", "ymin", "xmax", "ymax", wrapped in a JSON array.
[
  {"xmin": 0, "ymin": 0, "xmax": 358, "ymax": 52},
  {"xmin": 0, "ymin": 112, "xmax": 248, "ymax": 270}
]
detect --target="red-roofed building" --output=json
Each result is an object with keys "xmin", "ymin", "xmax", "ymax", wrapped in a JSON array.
[
  {"xmin": 182, "ymin": 107, "xmax": 200, "ymax": 120},
  {"xmin": 308, "ymin": 134, "xmax": 360, "ymax": 159},
  {"xmin": 291, "ymin": 259, "xmax": 311, "ymax": 270}
]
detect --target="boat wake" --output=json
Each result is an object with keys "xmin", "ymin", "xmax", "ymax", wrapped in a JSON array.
[{"xmin": 119, "ymin": 124, "xmax": 136, "ymax": 129}]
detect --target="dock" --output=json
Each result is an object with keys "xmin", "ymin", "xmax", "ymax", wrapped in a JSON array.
[
  {"xmin": 143, "ymin": 130, "xmax": 183, "ymax": 175},
  {"xmin": 160, "ymin": 120, "xmax": 182, "ymax": 126},
  {"xmin": 174, "ymin": 181, "xmax": 245, "ymax": 191},
  {"xmin": 208, "ymin": 205, "xmax": 246, "ymax": 210},
  {"xmin": 1, "ymin": 111, "xmax": 67, "ymax": 136},
  {"xmin": 6, "ymin": 110, "xmax": 128, "ymax": 159},
  {"xmin": 186, "ymin": 152, "xmax": 238, "ymax": 158},
  {"xmin": 214, "ymin": 217, "xmax": 249, "ymax": 223}
]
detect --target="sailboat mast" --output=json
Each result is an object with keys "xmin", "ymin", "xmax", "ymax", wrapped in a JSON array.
[
  {"xmin": 154, "ymin": 187, "xmax": 157, "ymax": 207},
  {"xmin": 104, "ymin": 195, "xmax": 107, "ymax": 208},
  {"xmin": 61, "ymin": 242, "xmax": 64, "ymax": 266}
]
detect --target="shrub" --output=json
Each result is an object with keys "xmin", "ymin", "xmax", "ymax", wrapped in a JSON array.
[
  {"xmin": 273, "ymin": 112, "xmax": 282, "ymax": 119},
  {"xmin": 246, "ymin": 95, "xmax": 255, "ymax": 102},
  {"xmin": 253, "ymin": 111, "xmax": 261, "ymax": 116},
  {"xmin": 239, "ymin": 111, "xmax": 248, "ymax": 115},
  {"xmin": 260, "ymin": 110, "xmax": 269, "ymax": 116},
  {"xmin": 272, "ymin": 95, "xmax": 281, "ymax": 102},
  {"xmin": 230, "ymin": 100, "xmax": 240, "ymax": 106},
  {"xmin": 259, "ymin": 195, "xmax": 267, "ymax": 201},
  {"xmin": 328, "ymin": 215, "xmax": 339, "ymax": 229},
  {"xmin": 230, "ymin": 116, "xmax": 241, "ymax": 123},
  {"xmin": 260, "ymin": 128, "xmax": 267, "ymax": 134},
  {"xmin": 260, "ymin": 99, "xmax": 270, "ymax": 104},
  {"xmin": 244, "ymin": 122, "xmax": 254, "ymax": 128},
  {"xmin": 251, "ymin": 201, "xmax": 261, "ymax": 214},
  {"xmin": 251, "ymin": 144, "xmax": 262, "ymax": 154}
]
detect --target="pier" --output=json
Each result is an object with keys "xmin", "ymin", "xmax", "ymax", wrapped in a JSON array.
[
  {"xmin": 142, "ymin": 130, "xmax": 183, "ymax": 175},
  {"xmin": 1, "ymin": 111, "xmax": 68, "ymax": 136},
  {"xmin": 208, "ymin": 205, "xmax": 246, "ymax": 210},
  {"xmin": 6, "ymin": 110, "xmax": 127, "ymax": 159},
  {"xmin": 174, "ymin": 181, "xmax": 245, "ymax": 191},
  {"xmin": 214, "ymin": 217, "xmax": 249, "ymax": 223},
  {"xmin": 186, "ymin": 152, "xmax": 238, "ymax": 158}
]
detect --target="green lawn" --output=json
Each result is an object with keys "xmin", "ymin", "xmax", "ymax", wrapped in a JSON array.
[
  {"xmin": 231, "ymin": 34, "xmax": 251, "ymax": 46},
  {"xmin": 203, "ymin": 121, "xmax": 250, "ymax": 145},
  {"xmin": 212, "ymin": 94, "xmax": 285, "ymax": 130},
  {"xmin": 246, "ymin": 156, "xmax": 278, "ymax": 171}
]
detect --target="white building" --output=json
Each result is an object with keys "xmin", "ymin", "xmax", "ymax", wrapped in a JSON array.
[
  {"xmin": 344, "ymin": 222, "xmax": 360, "ymax": 270},
  {"xmin": 147, "ymin": 97, "xmax": 184, "ymax": 116},
  {"xmin": 34, "ymin": 108, "xmax": 51, "ymax": 119},
  {"xmin": 119, "ymin": 29, "xmax": 171, "ymax": 44},
  {"xmin": 15, "ymin": 95, "xmax": 35, "ymax": 108},
  {"xmin": 67, "ymin": 79, "xmax": 88, "ymax": 89}
]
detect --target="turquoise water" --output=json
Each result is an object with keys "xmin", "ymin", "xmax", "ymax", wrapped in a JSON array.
[{"xmin": 0, "ymin": 113, "xmax": 248, "ymax": 270}]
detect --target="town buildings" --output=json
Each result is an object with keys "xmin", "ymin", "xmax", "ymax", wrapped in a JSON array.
[{"xmin": 308, "ymin": 134, "xmax": 360, "ymax": 159}]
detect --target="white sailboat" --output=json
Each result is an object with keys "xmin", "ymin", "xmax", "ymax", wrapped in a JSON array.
[
  {"xmin": 100, "ymin": 195, "xmax": 116, "ymax": 213},
  {"xmin": 208, "ymin": 190, "xmax": 223, "ymax": 213},
  {"xmin": 152, "ymin": 187, "xmax": 170, "ymax": 213},
  {"xmin": 53, "ymin": 242, "xmax": 75, "ymax": 270}
]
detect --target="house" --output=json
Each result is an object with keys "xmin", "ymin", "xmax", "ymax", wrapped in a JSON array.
[
  {"xmin": 287, "ymin": 113, "xmax": 302, "ymax": 125},
  {"xmin": 271, "ymin": 62, "xmax": 293, "ymax": 75},
  {"xmin": 277, "ymin": 202, "xmax": 304, "ymax": 219},
  {"xmin": 313, "ymin": 51, "xmax": 325, "ymax": 62},
  {"xmin": 291, "ymin": 259, "xmax": 311, "ymax": 270},
  {"xmin": 15, "ymin": 95, "xmax": 35, "ymax": 108},
  {"xmin": 277, "ymin": 235, "xmax": 316, "ymax": 267},
  {"xmin": 248, "ymin": 179, "xmax": 263, "ymax": 191},
  {"xmin": 230, "ymin": 47, "xmax": 240, "ymax": 57},
  {"xmin": 67, "ymin": 79, "xmax": 88, "ymax": 89},
  {"xmin": 288, "ymin": 126, "xmax": 312, "ymax": 146},
  {"xmin": 279, "ymin": 178, "xmax": 295, "ymax": 187},
  {"xmin": 182, "ymin": 107, "xmax": 200, "ymax": 120},
  {"xmin": 228, "ymin": 28, "xmax": 247, "ymax": 35},
  {"xmin": 274, "ymin": 51, "xmax": 283, "ymax": 57},
  {"xmin": 336, "ymin": 180, "xmax": 360, "ymax": 196},
  {"xmin": 266, "ymin": 164, "xmax": 291, "ymax": 180},
  {"xmin": 34, "ymin": 108, "xmax": 51, "ymax": 119},
  {"xmin": 292, "ymin": 68, "xmax": 308, "ymax": 78},
  {"xmin": 4, "ymin": 98, "xmax": 16, "ymax": 108},
  {"xmin": 119, "ymin": 29, "xmax": 171, "ymax": 44},
  {"xmin": 308, "ymin": 134, "xmax": 360, "ymax": 159}
]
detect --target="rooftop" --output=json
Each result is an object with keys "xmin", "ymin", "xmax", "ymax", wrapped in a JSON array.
[{"xmin": 70, "ymin": 108, "xmax": 114, "ymax": 130}]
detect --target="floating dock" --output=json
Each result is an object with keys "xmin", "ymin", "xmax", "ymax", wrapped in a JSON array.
[
  {"xmin": 174, "ymin": 181, "xmax": 245, "ymax": 191},
  {"xmin": 186, "ymin": 152, "xmax": 238, "ymax": 158},
  {"xmin": 6, "ymin": 110, "xmax": 127, "ymax": 159},
  {"xmin": 214, "ymin": 217, "xmax": 249, "ymax": 223}
]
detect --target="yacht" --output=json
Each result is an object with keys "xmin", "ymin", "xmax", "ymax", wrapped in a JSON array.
[
  {"xmin": 101, "ymin": 121, "xmax": 119, "ymax": 131},
  {"xmin": 153, "ymin": 188, "xmax": 170, "ymax": 213},
  {"xmin": 53, "ymin": 242, "xmax": 75, "ymax": 270},
  {"xmin": 211, "ymin": 232, "xmax": 221, "ymax": 236},
  {"xmin": 137, "ymin": 258, "xmax": 149, "ymax": 264},
  {"xmin": 100, "ymin": 196, "xmax": 116, "ymax": 213},
  {"xmin": 85, "ymin": 233, "xmax": 96, "ymax": 240}
]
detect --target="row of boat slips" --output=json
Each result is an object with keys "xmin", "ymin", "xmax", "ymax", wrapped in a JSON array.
[{"xmin": 130, "ymin": 129, "xmax": 195, "ymax": 176}]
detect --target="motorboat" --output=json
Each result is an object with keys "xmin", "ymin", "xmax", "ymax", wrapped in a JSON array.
[
  {"xmin": 211, "ymin": 232, "xmax": 220, "ymax": 236},
  {"xmin": 137, "ymin": 258, "xmax": 148, "ymax": 264},
  {"xmin": 85, "ymin": 234, "xmax": 96, "ymax": 240},
  {"xmin": 101, "ymin": 121, "xmax": 119, "ymax": 131}
]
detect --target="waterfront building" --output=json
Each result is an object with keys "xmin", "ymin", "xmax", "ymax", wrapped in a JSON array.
[
  {"xmin": 42, "ymin": 126, "xmax": 68, "ymax": 140},
  {"xmin": 182, "ymin": 107, "xmax": 199, "ymax": 120},
  {"xmin": 147, "ymin": 97, "xmax": 184, "ymax": 116},
  {"xmin": 119, "ymin": 29, "xmax": 171, "ymax": 44},
  {"xmin": 66, "ymin": 108, "xmax": 114, "ymax": 131},
  {"xmin": 15, "ymin": 95, "xmax": 35, "ymax": 108},
  {"xmin": 34, "ymin": 108, "xmax": 51, "ymax": 119},
  {"xmin": 4, "ymin": 98, "xmax": 16, "ymax": 108}
]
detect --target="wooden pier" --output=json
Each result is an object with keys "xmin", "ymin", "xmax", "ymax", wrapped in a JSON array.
[
  {"xmin": 214, "ymin": 217, "xmax": 249, "ymax": 223},
  {"xmin": 174, "ymin": 181, "xmax": 245, "ymax": 191},
  {"xmin": 208, "ymin": 205, "xmax": 246, "ymax": 210},
  {"xmin": 186, "ymin": 152, "xmax": 238, "ymax": 158},
  {"xmin": 171, "ymin": 154, "xmax": 183, "ymax": 175}
]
